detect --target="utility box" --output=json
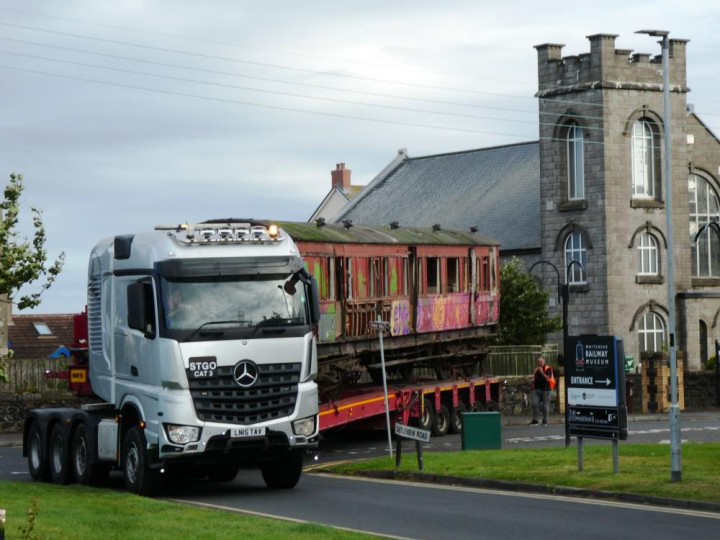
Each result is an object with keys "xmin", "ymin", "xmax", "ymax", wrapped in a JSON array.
[{"xmin": 461, "ymin": 411, "xmax": 501, "ymax": 450}]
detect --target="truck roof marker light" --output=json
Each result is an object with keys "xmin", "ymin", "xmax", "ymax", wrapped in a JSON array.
[
  {"xmin": 218, "ymin": 228, "xmax": 233, "ymax": 240},
  {"xmin": 268, "ymin": 224, "xmax": 279, "ymax": 239}
]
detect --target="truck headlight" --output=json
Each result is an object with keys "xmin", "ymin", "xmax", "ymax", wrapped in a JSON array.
[
  {"xmin": 165, "ymin": 424, "xmax": 201, "ymax": 445},
  {"xmin": 292, "ymin": 416, "xmax": 316, "ymax": 437}
]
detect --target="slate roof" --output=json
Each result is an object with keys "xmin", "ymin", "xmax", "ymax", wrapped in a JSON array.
[
  {"xmin": 8, "ymin": 314, "xmax": 76, "ymax": 360},
  {"xmin": 333, "ymin": 142, "xmax": 541, "ymax": 253}
]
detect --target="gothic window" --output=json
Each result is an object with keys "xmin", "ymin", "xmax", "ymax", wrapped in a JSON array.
[
  {"xmin": 631, "ymin": 119, "xmax": 661, "ymax": 199},
  {"xmin": 564, "ymin": 231, "xmax": 587, "ymax": 285},
  {"xmin": 567, "ymin": 122, "xmax": 585, "ymax": 200},
  {"xmin": 637, "ymin": 233, "xmax": 659, "ymax": 276},
  {"xmin": 638, "ymin": 311, "xmax": 666, "ymax": 353},
  {"xmin": 689, "ymin": 173, "xmax": 720, "ymax": 277}
]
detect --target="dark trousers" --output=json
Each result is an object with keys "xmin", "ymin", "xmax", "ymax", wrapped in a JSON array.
[{"xmin": 532, "ymin": 389, "xmax": 550, "ymax": 423}]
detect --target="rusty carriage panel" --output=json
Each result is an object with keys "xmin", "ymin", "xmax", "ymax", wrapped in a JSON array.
[{"xmin": 270, "ymin": 221, "xmax": 500, "ymax": 389}]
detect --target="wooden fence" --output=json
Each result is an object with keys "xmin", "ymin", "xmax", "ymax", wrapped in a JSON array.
[
  {"xmin": 485, "ymin": 344, "xmax": 559, "ymax": 377},
  {"xmin": 0, "ymin": 356, "xmax": 71, "ymax": 395}
]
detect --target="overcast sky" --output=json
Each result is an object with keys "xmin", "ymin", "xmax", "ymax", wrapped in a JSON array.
[{"xmin": 1, "ymin": 0, "xmax": 718, "ymax": 315}]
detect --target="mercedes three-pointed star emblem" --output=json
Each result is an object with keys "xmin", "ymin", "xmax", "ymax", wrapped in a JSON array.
[{"xmin": 233, "ymin": 360, "xmax": 259, "ymax": 388}]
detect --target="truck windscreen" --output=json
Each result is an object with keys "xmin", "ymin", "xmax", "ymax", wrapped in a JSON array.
[{"xmin": 159, "ymin": 273, "xmax": 310, "ymax": 341}]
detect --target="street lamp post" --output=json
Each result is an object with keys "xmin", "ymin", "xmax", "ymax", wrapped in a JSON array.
[
  {"xmin": 636, "ymin": 29, "xmax": 681, "ymax": 482},
  {"xmin": 529, "ymin": 259, "xmax": 582, "ymax": 447}
]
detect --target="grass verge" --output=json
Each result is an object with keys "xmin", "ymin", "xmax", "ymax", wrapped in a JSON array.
[
  {"xmin": 0, "ymin": 480, "xmax": 375, "ymax": 540},
  {"xmin": 323, "ymin": 442, "xmax": 720, "ymax": 503}
]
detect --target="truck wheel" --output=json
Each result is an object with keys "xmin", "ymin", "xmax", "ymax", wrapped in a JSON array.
[
  {"xmin": 27, "ymin": 421, "xmax": 51, "ymax": 482},
  {"xmin": 208, "ymin": 463, "xmax": 240, "ymax": 482},
  {"xmin": 484, "ymin": 400, "xmax": 500, "ymax": 412},
  {"xmin": 432, "ymin": 405, "xmax": 450, "ymax": 436},
  {"xmin": 260, "ymin": 454, "xmax": 303, "ymax": 489},
  {"xmin": 123, "ymin": 426, "xmax": 160, "ymax": 496},
  {"xmin": 49, "ymin": 423, "xmax": 73, "ymax": 485},
  {"xmin": 72, "ymin": 423, "xmax": 110, "ymax": 486},
  {"xmin": 417, "ymin": 397, "xmax": 435, "ymax": 431},
  {"xmin": 450, "ymin": 402, "xmax": 467, "ymax": 434}
]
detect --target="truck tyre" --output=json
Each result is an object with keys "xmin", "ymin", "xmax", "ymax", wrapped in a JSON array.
[
  {"xmin": 417, "ymin": 397, "xmax": 435, "ymax": 431},
  {"xmin": 72, "ymin": 423, "xmax": 110, "ymax": 486},
  {"xmin": 260, "ymin": 454, "xmax": 303, "ymax": 489},
  {"xmin": 123, "ymin": 426, "xmax": 160, "ymax": 496},
  {"xmin": 49, "ymin": 423, "xmax": 73, "ymax": 485},
  {"xmin": 432, "ymin": 404, "xmax": 450, "ymax": 436},
  {"xmin": 27, "ymin": 421, "xmax": 51, "ymax": 482},
  {"xmin": 449, "ymin": 402, "xmax": 467, "ymax": 434},
  {"xmin": 484, "ymin": 400, "xmax": 500, "ymax": 412}
]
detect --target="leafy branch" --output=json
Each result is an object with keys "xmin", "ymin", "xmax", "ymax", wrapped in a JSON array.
[{"xmin": 0, "ymin": 173, "xmax": 65, "ymax": 383}]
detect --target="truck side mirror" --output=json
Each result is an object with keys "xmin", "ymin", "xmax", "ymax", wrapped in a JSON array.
[
  {"xmin": 308, "ymin": 276, "xmax": 321, "ymax": 324},
  {"xmin": 127, "ymin": 280, "xmax": 156, "ymax": 338}
]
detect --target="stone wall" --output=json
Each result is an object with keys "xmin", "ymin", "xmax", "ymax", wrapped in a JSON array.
[{"xmin": 0, "ymin": 392, "xmax": 81, "ymax": 434}]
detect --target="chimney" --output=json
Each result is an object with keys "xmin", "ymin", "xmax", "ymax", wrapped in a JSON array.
[{"xmin": 331, "ymin": 163, "xmax": 352, "ymax": 190}]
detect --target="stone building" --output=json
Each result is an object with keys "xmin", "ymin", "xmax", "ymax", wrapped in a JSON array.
[
  {"xmin": 334, "ymin": 32, "xmax": 719, "ymax": 371},
  {"xmin": 535, "ymin": 34, "xmax": 718, "ymax": 370}
]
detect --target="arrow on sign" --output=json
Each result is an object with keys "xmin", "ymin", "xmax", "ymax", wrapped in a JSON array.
[{"xmin": 596, "ymin": 378, "xmax": 611, "ymax": 386}]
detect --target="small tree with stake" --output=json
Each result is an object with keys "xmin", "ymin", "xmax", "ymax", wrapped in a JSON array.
[{"xmin": 0, "ymin": 173, "xmax": 65, "ymax": 383}]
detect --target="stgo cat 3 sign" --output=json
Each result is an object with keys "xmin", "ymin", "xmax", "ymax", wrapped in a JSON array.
[{"xmin": 564, "ymin": 335, "xmax": 628, "ymax": 440}]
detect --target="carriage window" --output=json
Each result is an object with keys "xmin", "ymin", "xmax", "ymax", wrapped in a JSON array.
[
  {"xmin": 481, "ymin": 256, "xmax": 490, "ymax": 292},
  {"xmin": 490, "ymin": 249, "xmax": 497, "ymax": 294},
  {"xmin": 447, "ymin": 258, "xmax": 459, "ymax": 292},
  {"xmin": 427, "ymin": 257, "xmax": 440, "ymax": 294},
  {"xmin": 369, "ymin": 257, "xmax": 384, "ymax": 298},
  {"xmin": 403, "ymin": 258, "xmax": 409, "ymax": 296},
  {"xmin": 346, "ymin": 258, "xmax": 354, "ymax": 299}
]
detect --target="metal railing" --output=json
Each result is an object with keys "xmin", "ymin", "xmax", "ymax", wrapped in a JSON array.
[{"xmin": 485, "ymin": 344, "xmax": 559, "ymax": 376}]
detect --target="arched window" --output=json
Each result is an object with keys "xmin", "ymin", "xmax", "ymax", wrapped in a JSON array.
[
  {"xmin": 564, "ymin": 231, "xmax": 587, "ymax": 284},
  {"xmin": 689, "ymin": 173, "xmax": 720, "ymax": 277},
  {"xmin": 637, "ymin": 233, "xmax": 659, "ymax": 275},
  {"xmin": 638, "ymin": 311, "xmax": 666, "ymax": 353},
  {"xmin": 632, "ymin": 119, "xmax": 661, "ymax": 199},
  {"xmin": 567, "ymin": 122, "xmax": 585, "ymax": 200}
]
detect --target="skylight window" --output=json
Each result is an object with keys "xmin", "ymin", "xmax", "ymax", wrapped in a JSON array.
[{"xmin": 32, "ymin": 322, "xmax": 53, "ymax": 336}]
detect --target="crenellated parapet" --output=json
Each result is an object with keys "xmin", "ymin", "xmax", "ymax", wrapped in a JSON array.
[{"xmin": 535, "ymin": 33, "xmax": 689, "ymax": 98}]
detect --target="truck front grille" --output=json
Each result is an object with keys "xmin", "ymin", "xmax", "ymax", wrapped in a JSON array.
[{"xmin": 187, "ymin": 362, "xmax": 301, "ymax": 425}]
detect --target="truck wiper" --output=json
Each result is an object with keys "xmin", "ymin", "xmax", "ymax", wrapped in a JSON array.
[{"xmin": 184, "ymin": 320, "xmax": 250, "ymax": 342}]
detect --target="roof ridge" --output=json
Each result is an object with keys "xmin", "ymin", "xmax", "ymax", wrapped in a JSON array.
[{"xmin": 406, "ymin": 140, "xmax": 538, "ymax": 161}]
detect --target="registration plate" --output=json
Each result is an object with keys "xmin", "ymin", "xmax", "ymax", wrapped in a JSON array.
[{"xmin": 230, "ymin": 427, "xmax": 266, "ymax": 438}]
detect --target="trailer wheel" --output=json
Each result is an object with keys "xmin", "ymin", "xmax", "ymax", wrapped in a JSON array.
[
  {"xmin": 72, "ymin": 423, "xmax": 110, "ymax": 486},
  {"xmin": 123, "ymin": 426, "xmax": 160, "ymax": 496},
  {"xmin": 417, "ymin": 397, "xmax": 435, "ymax": 431},
  {"xmin": 450, "ymin": 402, "xmax": 467, "ymax": 434},
  {"xmin": 470, "ymin": 402, "xmax": 485, "ymax": 412},
  {"xmin": 484, "ymin": 400, "xmax": 500, "ymax": 412},
  {"xmin": 27, "ymin": 421, "xmax": 51, "ymax": 482},
  {"xmin": 260, "ymin": 454, "xmax": 303, "ymax": 489},
  {"xmin": 432, "ymin": 404, "xmax": 450, "ymax": 436},
  {"xmin": 49, "ymin": 423, "xmax": 73, "ymax": 485}
]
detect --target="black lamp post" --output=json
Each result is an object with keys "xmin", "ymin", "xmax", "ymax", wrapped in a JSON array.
[{"xmin": 529, "ymin": 259, "xmax": 584, "ymax": 447}]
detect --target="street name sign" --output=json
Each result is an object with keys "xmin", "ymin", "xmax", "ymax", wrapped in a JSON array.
[{"xmin": 394, "ymin": 423, "xmax": 431, "ymax": 443}]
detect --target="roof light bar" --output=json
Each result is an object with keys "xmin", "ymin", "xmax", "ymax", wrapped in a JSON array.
[{"xmin": 156, "ymin": 223, "xmax": 284, "ymax": 244}]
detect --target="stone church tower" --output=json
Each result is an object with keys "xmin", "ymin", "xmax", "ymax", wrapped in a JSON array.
[{"xmin": 535, "ymin": 33, "xmax": 720, "ymax": 371}]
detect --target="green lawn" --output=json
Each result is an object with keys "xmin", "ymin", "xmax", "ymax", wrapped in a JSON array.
[
  {"xmin": 324, "ymin": 442, "xmax": 720, "ymax": 503},
  {"xmin": 0, "ymin": 480, "xmax": 378, "ymax": 540}
]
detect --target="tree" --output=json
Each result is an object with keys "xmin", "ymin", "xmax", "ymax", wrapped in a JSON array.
[
  {"xmin": 0, "ymin": 173, "xmax": 65, "ymax": 383},
  {"xmin": 496, "ymin": 257, "xmax": 561, "ymax": 345}
]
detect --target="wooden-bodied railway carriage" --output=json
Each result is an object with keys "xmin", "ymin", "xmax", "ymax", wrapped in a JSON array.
[{"xmin": 273, "ymin": 221, "xmax": 501, "ymax": 392}]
